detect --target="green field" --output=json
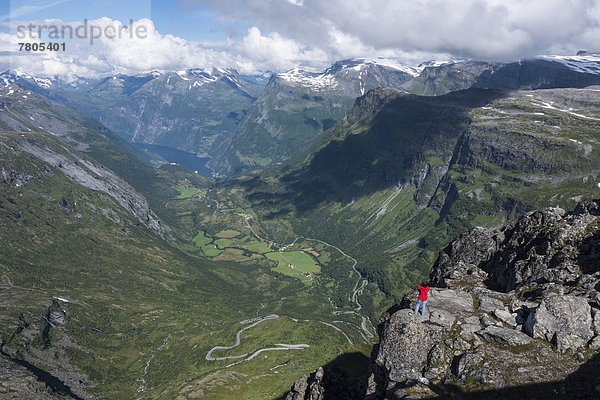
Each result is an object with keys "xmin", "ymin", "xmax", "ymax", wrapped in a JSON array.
[
  {"xmin": 265, "ymin": 251, "xmax": 320, "ymax": 282},
  {"xmin": 215, "ymin": 229, "xmax": 242, "ymax": 239},
  {"xmin": 202, "ymin": 244, "xmax": 224, "ymax": 257},
  {"xmin": 214, "ymin": 238, "xmax": 234, "ymax": 248},
  {"xmin": 175, "ymin": 186, "xmax": 206, "ymax": 199},
  {"xmin": 193, "ymin": 231, "xmax": 213, "ymax": 247},
  {"xmin": 239, "ymin": 241, "xmax": 272, "ymax": 254}
]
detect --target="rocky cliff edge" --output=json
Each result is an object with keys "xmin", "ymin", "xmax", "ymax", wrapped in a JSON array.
[{"xmin": 287, "ymin": 199, "xmax": 600, "ymax": 399}]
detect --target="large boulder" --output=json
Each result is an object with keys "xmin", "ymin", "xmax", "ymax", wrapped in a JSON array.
[
  {"xmin": 429, "ymin": 227, "xmax": 501, "ymax": 287},
  {"xmin": 365, "ymin": 310, "xmax": 446, "ymax": 398},
  {"xmin": 524, "ymin": 294, "xmax": 593, "ymax": 352},
  {"xmin": 477, "ymin": 326, "xmax": 533, "ymax": 346},
  {"xmin": 426, "ymin": 288, "xmax": 474, "ymax": 314}
]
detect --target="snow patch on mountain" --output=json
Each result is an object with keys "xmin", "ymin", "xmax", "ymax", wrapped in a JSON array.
[
  {"xmin": 350, "ymin": 58, "xmax": 421, "ymax": 76},
  {"xmin": 539, "ymin": 55, "xmax": 600, "ymax": 74},
  {"xmin": 277, "ymin": 68, "xmax": 338, "ymax": 89},
  {"xmin": 417, "ymin": 59, "xmax": 467, "ymax": 69},
  {"xmin": 0, "ymin": 70, "xmax": 54, "ymax": 88},
  {"xmin": 277, "ymin": 58, "xmax": 420, "ymax": 90}
]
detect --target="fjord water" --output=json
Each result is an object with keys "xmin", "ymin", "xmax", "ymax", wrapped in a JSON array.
[{"xmin": 133, "ymin": 142, "xmax": 213, "ymax": 177}]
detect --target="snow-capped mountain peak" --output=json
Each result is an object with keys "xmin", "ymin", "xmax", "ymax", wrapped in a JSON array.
[
  {"xmin": 276, "ymin": 58, "xmax": 421, "ymax": 91},
  {"xmin": 417, "ymin": 58, "xmax": 468, "ymax": 69},
  {"xmin": 339, "ymin": 58, "xmax": 422, "ymax": 76},
  {"xmin": 0, "ymin": 69, "xmax": 53, "ymax": 88}
]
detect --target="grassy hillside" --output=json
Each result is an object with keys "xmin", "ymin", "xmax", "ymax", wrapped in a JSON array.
[
  {"xmin": 0, "ymin": 130, "xmax": 372, "ymax": 399},
  {"xmin": 193, "ymin": 86, "xmax": 600, "ymax": 319}
]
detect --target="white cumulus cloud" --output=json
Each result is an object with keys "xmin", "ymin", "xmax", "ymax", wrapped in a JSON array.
[
  {"xmin": 187, "ymin": 0, "xmax": 600, "ymax": 61},
  {"xmin": 0, "ymin": 17, "xmax": 334, "ymax": 78}
]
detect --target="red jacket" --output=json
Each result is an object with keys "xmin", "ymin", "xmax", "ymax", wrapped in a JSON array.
[{"xmin": 417, "ymin": 285, "xmax": 430, "ymax": 301}]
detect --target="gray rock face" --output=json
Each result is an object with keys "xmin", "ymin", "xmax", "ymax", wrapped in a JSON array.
[
  {"xmin": 0, "ymin": 167, "xmax": 35, "ymax": 187},
  {"xmin": 427, "ymin": 289, "xmax": 474, "ymax": 313},
  {"xmin": 590, "ymin": 336, "xmax": 600, "ymax": 351},
  {"xmin": 524, "ymin": 294, "xmax": 593, "ymax": 352},
  {"xmin": 592, "ymin": 309, "xmax": 600, "ymax": 335},
  {"xmin": 17, "ymin": 138, "xmax": 169, "ymax": 237},
  {"xmin": 47, "ymin": 310, "xmax": 66, "ymax": 326},
  {"xmin": 0, "ymin": 354, "xmax": 64, "ymax": 400},
  {"xmin": 366, "ymin": 310, "xmax": 445, "ymax": 397},
  {"xmin": 483, "ymin": 207, "xmax": 598, "ymax": 292},
  {"xmin": 481, "ymin": 314, "xmax": 501, "ymax": 327},
  {"xmin": 286, "ymin": 368, "xmax": 324, "ymax": 400},
  {"xmin": 427, "ymin": 307, "xmax": 456, "ymax": 329},
  {"xmin": 429, "ymin": 227, "xmax": 500, "ymax": 288},
  {"xmin": 284, "ymin": 366, "xmax": 363, "ymax": 400},
  {"xmin": 477, "ymin": 326, "xmax": 533, "ymax": 346},
  {"xmin": 493, "ymin": 309, "xmax": 517, "ymax": 327},
  {"xmin": 460, "ymin": 323, "xmax": 482, "ymax": 336},
  {"xmin": 451, "ymin": 351, "xmax": 484, "ymax": 378},
  {"xmin": 430, "ymin": 201, "xmax": 600, "ymax": 294},
  {"xmin": 478, "ymin": 295, "xmax": 505, "ymax": 313},
  {"xmin": 288, "ymin": 200, "xmax": 600, "ymax": 399}
]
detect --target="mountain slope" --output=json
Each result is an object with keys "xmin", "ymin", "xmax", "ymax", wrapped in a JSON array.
[
  {"xmin": 0, "ymin": 129, "xmax": 232, "ymax": 398},
  {"xmin": 215, "ymin": 84, "xmax": 600, "ymax": 315},
  {"xmin": 403, "ymin": 54, "xmax": 600, "ymax": 96},
  {"xmin": 0, "ymin": 90, "xmax": 376, "ymax": 398},
  {"xmin": 0, "ymin": 127, "xmax": 374, "ymax": 399},
  {"xmin": 1, "ymin": 68, "xmax": 262, "ymax": 159},
  {"xmin": 210, "ymin": 59, "xmax": 419, "ymax": 176},
  {"xmin": 95, "ymin": 68, "xmax": 260, "ymax": 154}
]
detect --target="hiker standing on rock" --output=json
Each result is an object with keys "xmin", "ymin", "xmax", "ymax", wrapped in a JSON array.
[{"xmin": 414, "ymin": 281, "xmax": 430, "ymax": 316}]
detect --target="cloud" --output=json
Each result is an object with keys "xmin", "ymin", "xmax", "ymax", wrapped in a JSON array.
[
  {"xmin": 2, "ymin": 1, "xmax": 600, "ymax": 79},
  {"xmin": 235, "ymin": 26, "xmax": 328, "ymax": 71},
  {"xmin": 0, "ymin": 18, "xmax": 271, "ymax": 77},
  {"xmin": 186, "ymin": 0, "xmax": 600, "ymax": 61},
  {"xmin": 0, "ymin": 17, "xmax": 336, "ymax": 78}
]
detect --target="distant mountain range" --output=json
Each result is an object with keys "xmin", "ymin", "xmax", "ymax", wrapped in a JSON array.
[
  {"xmin": 208, "ymin": 58, "xmax": 420, "ymax": 176},
  {"xmin": 3, "ymin": 53, "xmax": 600, "ymax": 179},
  {"xmin": 0, "ymin": 68, "xmax": 263, "ymax": 165}
]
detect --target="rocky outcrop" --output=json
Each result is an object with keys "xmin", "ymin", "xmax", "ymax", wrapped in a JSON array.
[
  {"xmin": 0, "ymin": 299, "xmax": 92, "ymax": 400},
  {"xmin": 0, "ymin": 167, "xmax": 36, "ymax": 187},
  {"xmin": 431, "ymin": 200, "xmax": 600, "ymax": 294},
  {"xmin": 524, "ymin": 294, "xmax": 593, "ymax": 352},
  {"xmin": 0, "ymin": 353, "xmax": 65, "ymax": 400},
  {"xmin": 364, "ymin": 200, "xmax": 600, "ymax": 399},
  {"xmin": 284, "ymin": 366, "xmax": 363, "ymax": 400},
  {"xmin": 287, "ymin": 200, "xmax": 600, "ymax": 399},
  {"xmin": 371, "ymin": 310, "xmax": 446, "ymax": 385}
]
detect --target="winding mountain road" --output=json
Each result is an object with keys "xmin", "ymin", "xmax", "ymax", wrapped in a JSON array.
[
  {"xmin": 203, "ymin": 209, "xmax": 376, "ymax": 369},
  {"xmin": 205, "ymin": 314, "xmax": 311, "ymax": 368},
  {"xmin": 243, "ymin": 216, "xmax": 375, "ymax": 339},
  {"xmin": 205, "ymin": 314, "xmax": 279, "ymax": 361}
]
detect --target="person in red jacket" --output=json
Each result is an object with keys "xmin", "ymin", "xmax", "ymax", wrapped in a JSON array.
[{"xmin": 414, "ymin": 281, "xmax": 430, "ymax": 316}]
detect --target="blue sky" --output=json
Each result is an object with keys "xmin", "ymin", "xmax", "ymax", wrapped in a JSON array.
[{"xmin": 2, "ymin": 0, "xmax": 245, "ymax": 42}]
